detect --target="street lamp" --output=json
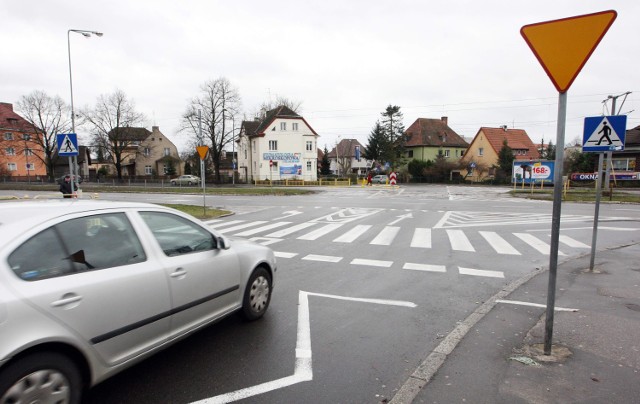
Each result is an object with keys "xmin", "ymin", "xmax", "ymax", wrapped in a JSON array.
[
  {"xmin": 222, "ymin": 109, "xmax": 236, "ymax": 185},
  {"xmin": 68, "ymin": 29, "xmax": 103, "ymax": 194}
]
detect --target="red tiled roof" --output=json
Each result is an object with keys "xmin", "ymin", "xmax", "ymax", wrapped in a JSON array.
[
  {"xmin": 480, "ymin": 127, "xmax": 540, "ymax": 160},
  {"xmin": 405, "ymin": 118, "xmax": 468, "ymax": 147},
  {"xmin": 0, "ymin": 102, "xmax": 40, "ymax": 134}
]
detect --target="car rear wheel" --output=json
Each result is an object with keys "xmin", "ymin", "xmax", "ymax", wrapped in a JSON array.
[
  {"xmin": 241, "ymin": 267, "xmax": 272, "ymax": 321},
  {"xmin": 188, "ymin": 181, "xmax": 192, "ymax": 185},
  {"xmin": 0, "ymin": 352, "xmax": 82, "ymax": 404}
]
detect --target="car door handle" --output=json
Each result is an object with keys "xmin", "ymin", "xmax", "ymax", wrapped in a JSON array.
[
  {"xmin": 170, "ymin": 268, "xmax": 187, "ymax": 278},
  {"xmin": 51, "ymin": 294, "xmax": 83, "ymax": 307}
]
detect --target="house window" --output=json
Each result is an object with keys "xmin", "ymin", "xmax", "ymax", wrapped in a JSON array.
[
  {"xmin": 478, "ymin": 148, "xmax": 484, "ymax": 156},
  {"xmin": 5, "ymin": 148, "xmax": 15, "ymax": 156},
  {"xmin": 407, "ymin": 150, "xmax": 413, "ymax": 158},
  {"xmin": 164, "ymin": 148, "xmax": 170, "ymax": 156},
  {"xmin": 244, "ymin": 149, "xmax": 247, "ymax": 159},
  {"xmin": 252, "ymin": 140, "xmax": 256, "ymax": 151},
  {"xmin": 8, "ymin": 163, "xmax": 17, "ymax": 171},
  {"xmin": 306, "ymin": 141, "xmax": 313, "ymax": 151},
  {"xmin": 444, "ymin": 150, "xmax": 450, "ymax": 158},
  {"xmin": 25, "ymin": 163, "xmax": 35, "ymax": 170},
  {"xmin": 24, "ymin": 148, "xmax": 34, "ymax": 156},
  {"xmin": 22, "ymin": 134, "xmax": 31, "ymax": 141},
  {"xmin": 292, "ymin": 123, "xmax": 299, "ymax": 131},
  {"xmin": 143, "ymin": 147, "xmax": 151, "ymax": 156},
  {"xmin": 307, "ymin": 161, "xmax": 312, "ymax": 171},
  {"xmin": 4, "ymin": 133, "xmax": 13, "ymax": 140},
  {"xmin": 269, "ymin": 140, "xmax": 278, "ymax": 150},
  {"xmin": 162, "ymin": 164, "xmax": 168, "ymax": 174},
  {"xmin": 280, "ymin": 122, "xmax": 286, "ymax": 131},
  {"xmin": 145, "ymin": 165, "xmax": 153, "ymax": 175}
]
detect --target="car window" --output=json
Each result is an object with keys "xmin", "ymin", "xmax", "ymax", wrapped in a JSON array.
[
  {"xmin": 8, "ymin": 213, "xmax": 146, "ymax": 281},
  {"xmin": 140, "ymin": 211, "xmax": 216, "ymax": 257}
]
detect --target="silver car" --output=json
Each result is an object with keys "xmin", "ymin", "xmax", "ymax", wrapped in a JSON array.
[
  {"xmin": 170, "ymin": 175, "xmax": 201, "ymax": 186},
  {"xmin": 0, "ymin": 200, "xmax": 276, "ymax": 403}
]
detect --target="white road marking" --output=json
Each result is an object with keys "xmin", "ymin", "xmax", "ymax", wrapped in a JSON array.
[
  {"xmin": 208, "ymin": 219, "xmax": 245, "ymax": 228},
  {"xmin": 370, "ymin": 226, "xmax": 400, "ymax": 245},
  {"xmin": 267, "ymin": 222, "xmax": 317, "ymax": 237},
  {"xmin": 479, "ymin": 231, "xmax": 521, "ymax": 255},
  {"xmin": 410, "ymin": 228, "xmax": 431, "ymax": 248},
  {"xmin": 446, "ymin": 229, "xmax": 475, "ymax": 252},
  {"xmin": 191, "ymin": 291, "xmax": 414, "ymax": 403},
  {"xmin": 333, "ymin": 225, "xmax": 371, "ymax": 243},
  {"xmin": 233, "ymin": 222, "xmax": 291, "ymax": 237},
  {"xmin": 496, "ymin": 299, "xmax": 578, "ymax": 312},
  {"xmin": 558, "ymin": 235, "xmax": 590, "ymax": 248},
  {"xmin": 403, "ymin": 263, "xmax": 446, "ymax": 272},
  {"xmin": 218, "ymin": 221, "xmax": 268, "ymax": 233},
  {"xmin": 514, "ymin": 233, "xmax": 566, "ymax": 256},
  {"xmin": 458, "ymin": 267, "xmax": 504, "ymax": 278},
  {"xmin": 302, "ymin": 254, "xmax": 343, "ymax": 263},
  {"xmin": 351, "ymin": 258, "xmax": 393, "ymax": 267},
  {"xmin": 274, "ymin": 252, "xmax": 298, "ymax": 258},
  {"xmin": 298, "ymin": 223, "xmax": 343, "ymax": 240}
]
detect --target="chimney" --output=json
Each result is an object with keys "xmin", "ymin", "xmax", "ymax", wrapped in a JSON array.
[
  {"xmin": 0, "ymin": 102, "xmax": 13, "ymax": 111},
  {"xmin": 441, "ymin": 116, "xmax": 448, "ymax": 125},
  {"xmin": 152, "ymin": 126, "xmax": 159, "ymax": 132},
  {"xmin": 501, "ymin": 125, "xmax": 508, "ymax": 131}
]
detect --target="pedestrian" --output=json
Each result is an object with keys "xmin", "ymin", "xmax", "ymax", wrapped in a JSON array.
[
  {"xmin": 59, "ymin": 175, "xmax": 73, "ymax": 198},
  {"xmin": 367, "ymin": 172, "xmax": 372, "ymax": 186}
]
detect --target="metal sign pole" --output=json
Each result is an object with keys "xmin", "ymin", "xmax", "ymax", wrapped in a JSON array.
[
  {"xmin": 589, "ymin": 152, "xmax": 604, "ymax": 271},
  {"xmin": 201, "ymin": 159, "xmax": 206, "ymax": 216},
  {"xmin": 543, "ymin": 91, "xmax": 567, "ymax": 355}
]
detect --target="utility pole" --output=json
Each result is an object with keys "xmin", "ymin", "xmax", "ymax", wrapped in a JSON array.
[{"xmin": 602, "ymin": 91, "xmax": 631, "ymax": 189}]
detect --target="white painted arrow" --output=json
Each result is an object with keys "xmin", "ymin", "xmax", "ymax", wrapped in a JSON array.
[
  {"xmin": 388, "ymin": 213, "xmax": 413, "ymax": 226},
  {"xmin": 191, "ymin": 291, "xmax": 416, "ymax": 404},
  {"xmin": 273, "ymin": 210, "xmax": 303, "ymax": 220}
]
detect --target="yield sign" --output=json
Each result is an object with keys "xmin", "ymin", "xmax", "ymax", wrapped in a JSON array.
[
  {"xmin": 583, "ymin": 115, "xmax": 627, "ymax": 152},
  {"xmin": 196, "ymin": 145, "xmax": 209, "ymax": 160},
  {"xmin": 520, "ymin": 10, "xmax": 617, "ymax": 93}
]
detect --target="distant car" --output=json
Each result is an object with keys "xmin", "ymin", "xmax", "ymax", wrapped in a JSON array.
[
  {"xmin": 57, "ymin": 173, "xmax": 83, "ymax": 184},
  {"xmin": 170, "ymin": 175, "xmax": 200, "ymax": 186},
  {"xmin": 0, "ymin": 200, "xmax": 276, "ymax": 403},
  {"xmin": 371, "ymin": 174, "xmax": 388, "ymax": 184}
]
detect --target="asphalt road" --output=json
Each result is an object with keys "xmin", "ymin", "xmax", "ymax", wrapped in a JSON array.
[{"xmin": 2, "ymin": 185, "xmax": 638, "ymax": 403}]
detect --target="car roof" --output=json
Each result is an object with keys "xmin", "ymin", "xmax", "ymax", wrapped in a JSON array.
[{"xmin": 0, "ymin": 200, "xmax": 169, "ymax": 242}]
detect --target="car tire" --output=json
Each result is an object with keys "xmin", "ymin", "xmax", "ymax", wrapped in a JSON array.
[
  {"xmin": 187, "ymin": 181, "xmax": 192, "ymax": 185},
  {"xmin": 0, "ymin": 352, "xmax": 83, "ymax": 404},
  {"xmin": 171, "ymin": 181, "xmax": 176, "ymax": 186},
  {"xmin": 241, "ymin": 267, "xmax": 272, "ymax": 321}
]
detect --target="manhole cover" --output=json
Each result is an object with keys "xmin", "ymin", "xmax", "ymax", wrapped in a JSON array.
[{"xmin": 625, "ymin": 303, "xmax": 640, "ymax": 312}]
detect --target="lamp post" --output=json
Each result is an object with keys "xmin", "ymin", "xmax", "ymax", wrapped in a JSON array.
[
  {"xmin": 68, "ymin": 29, "xmax": 103, "ymax": 194},
  {"xmin": 222, "ymin": 108, "xmax": 236, "ymax": 185}
]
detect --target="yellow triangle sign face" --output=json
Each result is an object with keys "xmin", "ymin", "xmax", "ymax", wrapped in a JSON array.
[
  {"xmin": 196, "ymin": 145, "xmax": 209, "ymax": 160},
  {"xmin": 521, "ymin": 10, "xmax": 617, "ymax": 93}
]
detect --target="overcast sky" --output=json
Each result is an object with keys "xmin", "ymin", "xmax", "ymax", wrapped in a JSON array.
[{"xmin": 3, "ymin": 0, "xmax": 638, "ymax": 154}]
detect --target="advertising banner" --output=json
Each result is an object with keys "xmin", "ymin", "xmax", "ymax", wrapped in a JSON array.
[
  {"xmin": 280, "ymin": 164, "xmax": 302, "ymax": 177},
  {"xmin": 512, "ymin": 160, "xmax": 555, "ymax": 184}
]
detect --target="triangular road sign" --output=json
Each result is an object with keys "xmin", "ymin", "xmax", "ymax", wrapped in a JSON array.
[
  {"xmin": 521, "ymin": 10, "xmax": 617, "ymax": 93},
  {"xmin": 196, "ymin": 145, "xmax": 209, "ymax": 160},
  {"xmin": 583, "ymin": 115, "xmax": 627, "ymax": 152}
]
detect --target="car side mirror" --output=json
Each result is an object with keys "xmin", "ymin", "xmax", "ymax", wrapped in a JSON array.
[{"xmin": 217, "ymin": 236, "xmax": 230, "ymax": 250}]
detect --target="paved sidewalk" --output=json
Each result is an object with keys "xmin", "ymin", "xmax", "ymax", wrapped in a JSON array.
[{"xmin": 393, "ymin": 242, "xmax": 640, "ymax": 403}]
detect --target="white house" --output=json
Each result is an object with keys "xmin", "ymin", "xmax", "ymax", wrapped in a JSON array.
[
  {"xmin": 328, "ymin": 138, "xmax": 370, "ymax": 176},
  {"xmin": 237, "ymin": 106, "xmax": 319, "ymax": 182}
]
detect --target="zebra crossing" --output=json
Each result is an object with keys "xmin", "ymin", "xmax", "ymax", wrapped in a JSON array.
[{"xmin": 206, "ymin": 217, "xmax": 591, "ymax": 257}]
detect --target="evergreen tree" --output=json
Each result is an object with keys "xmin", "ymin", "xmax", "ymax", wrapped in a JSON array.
[
  {"xmin": 364, "ymin": 121, "xmax": 389, "ymax": 165},
  {"xmin": 380, "ymin": 105, "xmax": 405, "ymax": 168},
  {"xmin": 320, "ymin": 146, "xmax": 331, "ymax": 175},
  {"xmin": 497, "ymin": 139, "xmax": 514, "ymax": 177},
  {"xmin": 544, "ymin": 141, "xmax": 556, "ymax": 160}
]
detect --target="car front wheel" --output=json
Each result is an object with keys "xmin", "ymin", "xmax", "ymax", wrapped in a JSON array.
[
  {"xmin": 0, "ymin": 352, "xmax": 83, "ymax": 404},
  {"xmin": 241, "ymin": 267, "xmax": 272, "ymax": 321}
]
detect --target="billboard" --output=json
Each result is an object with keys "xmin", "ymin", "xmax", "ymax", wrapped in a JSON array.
[{"xmin": 512, "ymin": 160, "xmax": 555, "ymax": 184}]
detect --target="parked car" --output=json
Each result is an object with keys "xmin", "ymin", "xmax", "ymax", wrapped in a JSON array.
[
  {"xmin": 0, "ymin": 200, "xmax": 276, "ymax": 403},
  {"xmin": 371, "ymin": 174, "xmax": 388, "ymax": 184},
  {"xmin": 170, "ymin": 175, "xmax": 200, "ymax": 186}
]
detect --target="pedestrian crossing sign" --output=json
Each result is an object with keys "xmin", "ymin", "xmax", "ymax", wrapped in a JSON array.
[
  {"xmin": 56, "ymin": 133, "xmax": 79, "ymax": 156},
  {"xmin": 582, "ymin": 115, "xmax": 626, "ymax": 152}
]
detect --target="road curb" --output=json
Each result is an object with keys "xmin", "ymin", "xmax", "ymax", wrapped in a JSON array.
[{"xmin": 389, "ymin": 264, "xmax": 549, "ymax": 404}]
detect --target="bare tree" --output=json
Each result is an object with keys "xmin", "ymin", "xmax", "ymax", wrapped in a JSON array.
[
  {"xmin": 16, "ymin": 91, "xmax": 71, "ymax": 181},
  {"xmin": 81, "ymin": 89, "xmax": 146, "ymax": 180},
  {"xmin": 181, "ymin": 77, "xmax": 241, "ymax": 182}
]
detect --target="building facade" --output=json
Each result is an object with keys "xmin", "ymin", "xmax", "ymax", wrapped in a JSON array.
[
  {"xmin": 237, "ymin": 106, "xmax": 319, "ymax": 182},
  {"xmin": 0, "ymin": 102, "xmax": 47, "ymax": 179},
  {"xmin": 327, "ymin": 138, "xmax": 370, "ymax": 176},
  {"xmin": 404, "ymin": 117, "xmax": 468, "ymax": 162}
]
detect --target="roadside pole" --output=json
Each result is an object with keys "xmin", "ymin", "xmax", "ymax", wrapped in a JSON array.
[
  {"xmin": 520, "ymin": 10, "xmax": 617, "ymax": 355},
  {"xmin": 197, "ymin": 146, "xmax": 209, "ymax": 217}
]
